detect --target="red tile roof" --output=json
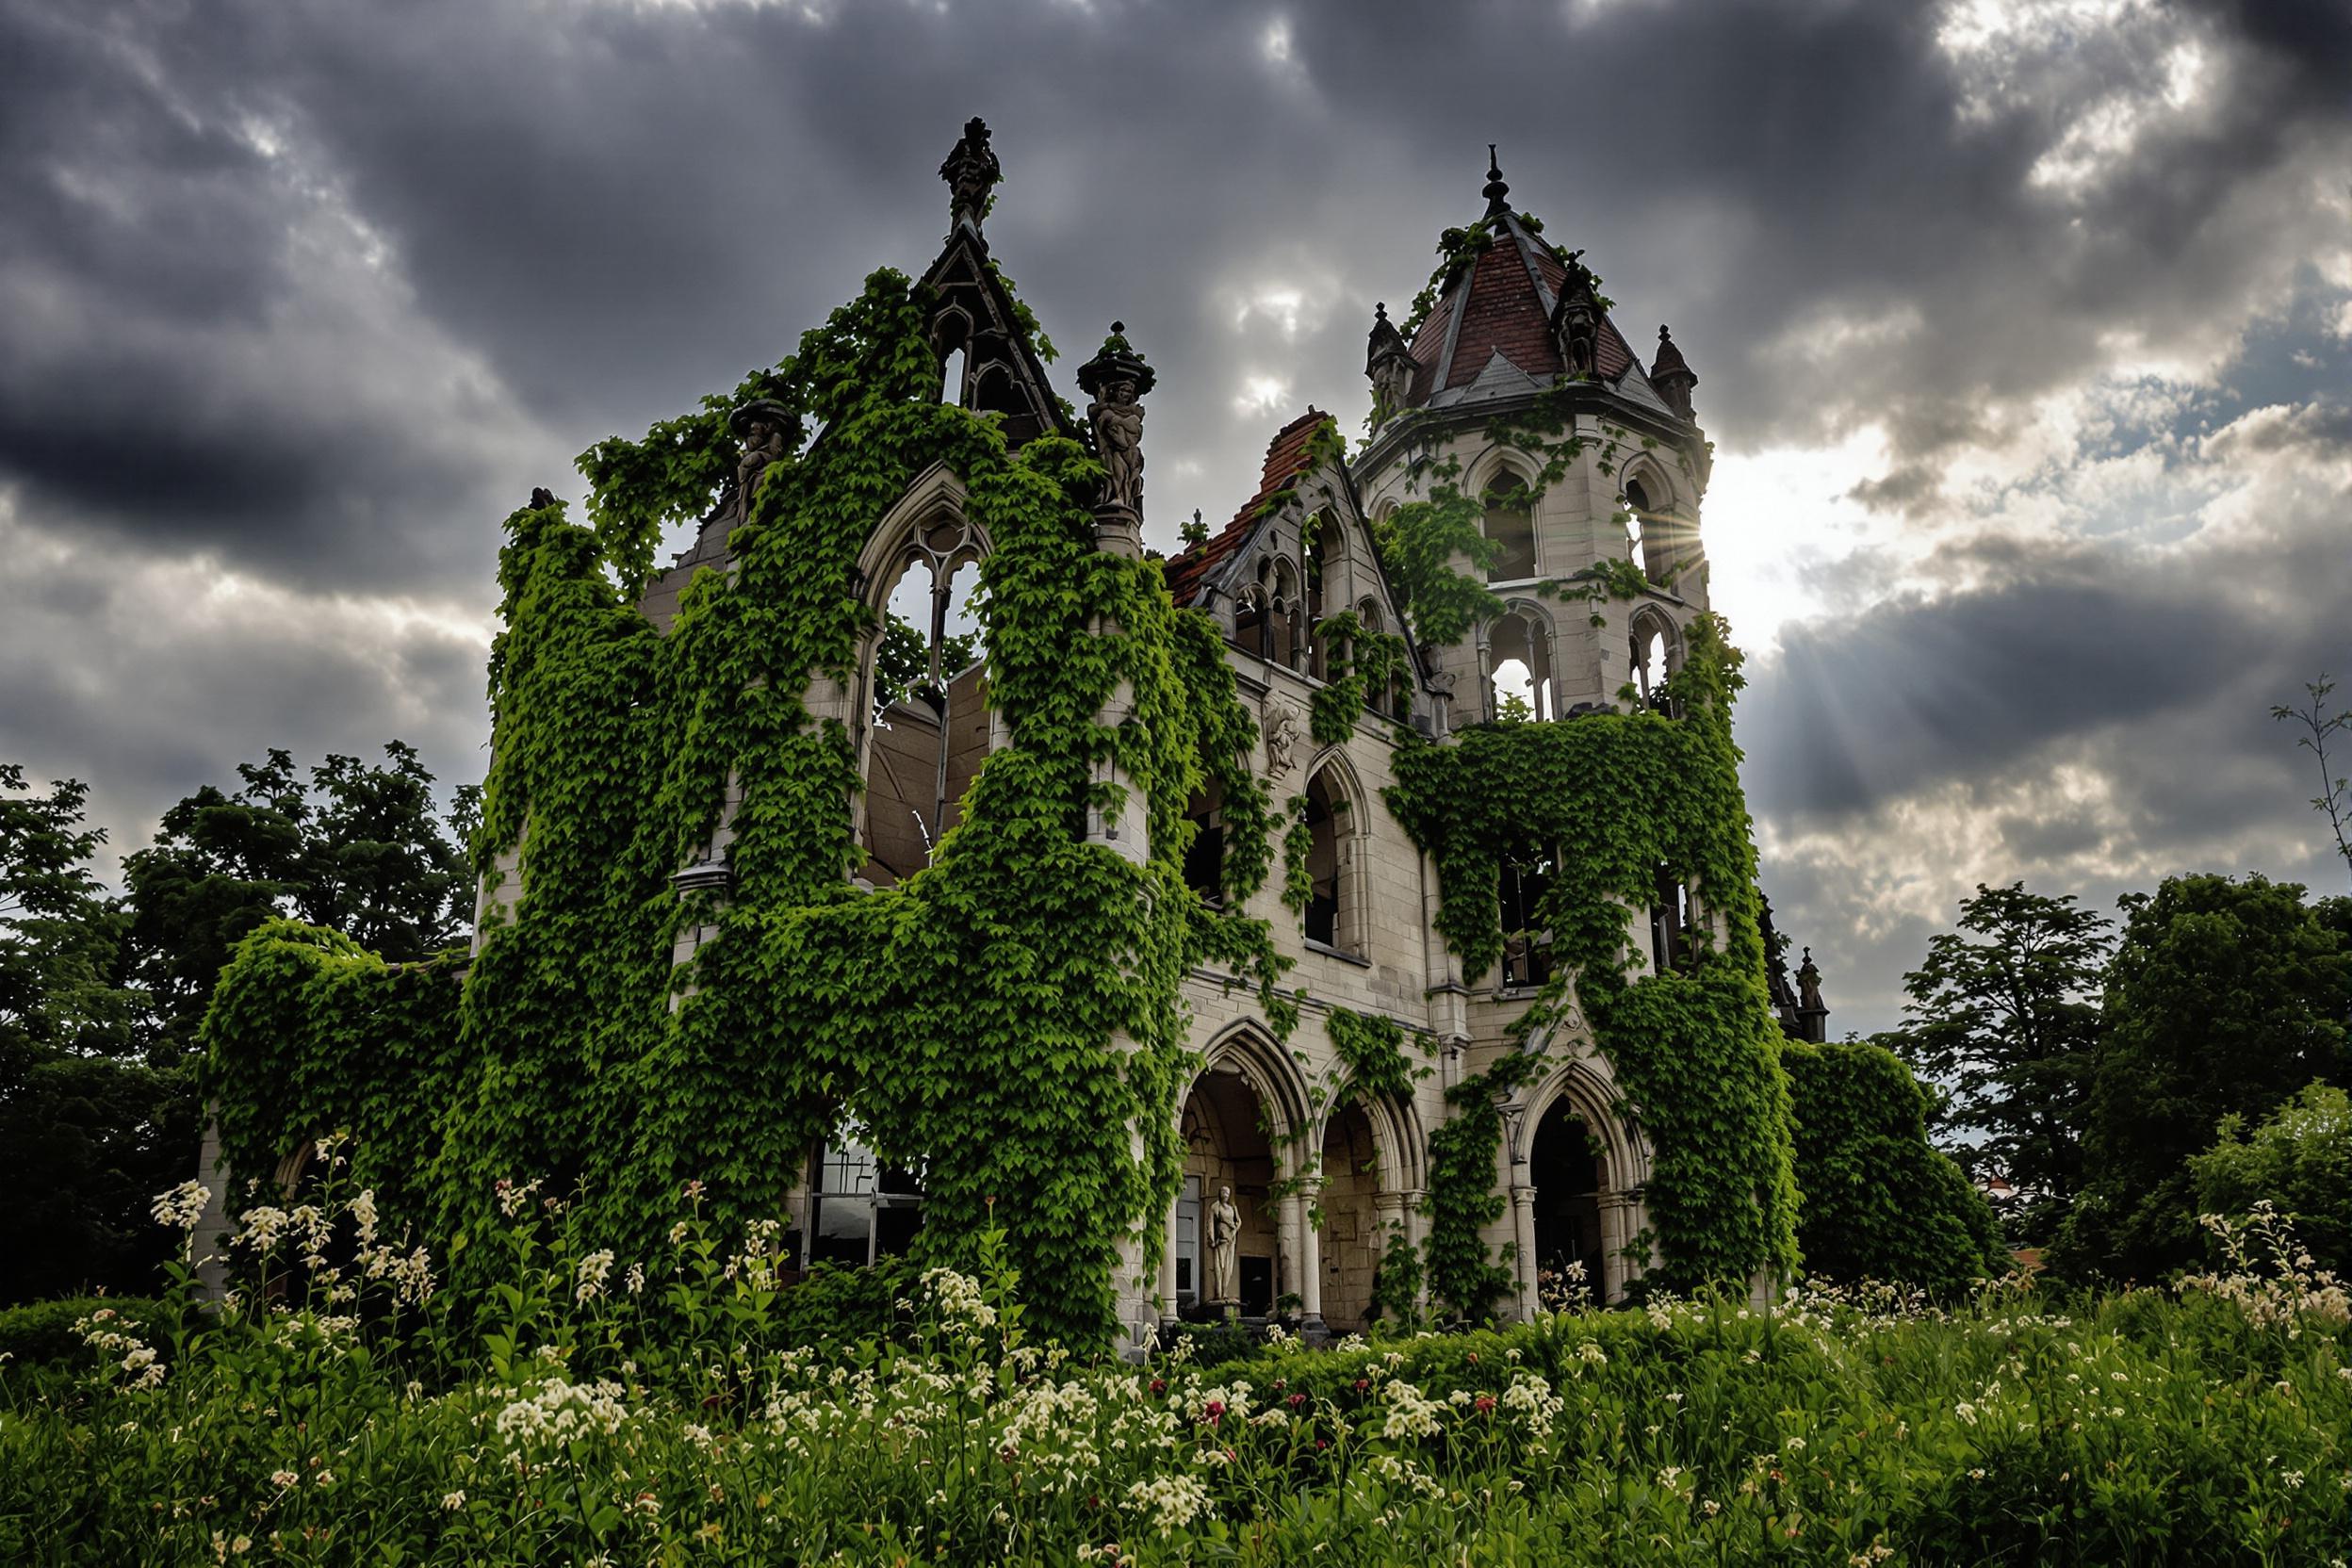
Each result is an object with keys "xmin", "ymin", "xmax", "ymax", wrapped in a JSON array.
[
  {"xmin": 1163, "ymin": 408, "xmax": 1334, "ymax": 606},
  {"xmin": 1446, "ymin": 237, "xmax": 1562, "ymax": 388},
  {"xmin": 1405, "ymin": 216, "xmax": 1640, "ymax": 401}
]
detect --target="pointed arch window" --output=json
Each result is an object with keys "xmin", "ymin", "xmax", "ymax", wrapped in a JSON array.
[
  {"xmin": 1624, "ymin": 479, "xmax": 1674, "ymax": 589},
  {"xmin": 1488, "ymin": 607, "xmax": 1553, "ymax": 722},
  {"xmin": 1500, "ymin": 844, "xmax": 1557, "ymax": 988},
  {"xmin": 1649, "ymin": 864, "xmax": 1696, "ymax": 975},
  {"xmin": 1301, "ymin": 765, "xmax": 1364, "ymax": 957},
  {"xmin": 1628, "ymin": 609, "xmax": 1680, "ymax": 716},
  {"xmin": 1483, "ymin": 477, "xmax": 1538, "ymax": 582}
]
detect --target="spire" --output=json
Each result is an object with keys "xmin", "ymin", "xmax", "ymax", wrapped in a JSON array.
[
  {"xmin": 1365, "ymin": 301, "xmax": 1415, "ymax": 430},
  {"xmin": 1649, "ymin": 323, "xmax": 1698, "ymax": 420},
  {"xmin": 1481, "ymin": 143, "xmax": 1511, "ymax": 218}
]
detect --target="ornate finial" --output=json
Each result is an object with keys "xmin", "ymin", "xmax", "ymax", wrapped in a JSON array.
[
  {"xmin": 1375, "ymin": 301, "xmax": 1389, "ymax": 322},
  {"xmin": 1649, "ymin": 323, "xmax": 1698, "ymax": 418},
  {"xmin": 939, "ymin": 115, "xmax": 1002, "ymax": 235},
  {"xmin": 1482, "ymin": 143, "xmax": 1510, "ymax": 217}
]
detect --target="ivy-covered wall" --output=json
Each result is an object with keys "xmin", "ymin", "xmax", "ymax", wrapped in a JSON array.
[
  {"xmin": 205, "ymin": 270, "xmax": 1285, "ymax": 1351},
  {"xmin": 1384, "ymin": 619, "xmax": 1802, "ymax": 1300}
]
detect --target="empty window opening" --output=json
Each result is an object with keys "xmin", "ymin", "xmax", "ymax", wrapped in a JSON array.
[
  {"xmin": 1488, "ymin": 610, "xmax": 1552, "ymax": 722},
  {"xmin": 1484, "ymin": 479, "xmax": 1538, "ymax": 582},
  {"xmin": 863, "ymin": 537, "xmax": 984, "ymax": 885},
  {"xmin": 1629, "ymin": 612, "xmax": 1679, "ymax": 715},
  {"xmin": 1500, "ymin": 846, "xmax": 1557, "ymax": 988},
  {"xmin": 1182, "ymin": 774, "xmax": 1226, "ymax": 905},
  {"xmin": 1302, "ymin": 768, "xmax": 1361, "ymax": 956},
  {"xmin": 1233, "ymin": 585, "xmax": 1272, "ymax": 661},
  {"xmin": 1625, "ymin": 479, "xmax": 1674, "ymax": 588},
  {"xmin": 1649, "ymin": 864, "xmax": 1695, "ymax": 975}
]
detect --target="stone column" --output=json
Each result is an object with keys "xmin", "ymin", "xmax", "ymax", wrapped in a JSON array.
[
  {"xmin": 1396, "ymin": 1187, "xmax": 1429, "ymax": 1314},
  {"xmin": 1159, "ymin": 1199, "xmax": 1182, "ymax": 1327},
  {"xmin": 1297, "ymin": 1174, "xmax": 1326, "ymax": 1337},
  {"xmin": 1510, "ymin": 1183, "xmax": 1540, "ymax": 1320},
  {"xmin": 1277, "ymin": 1184, "xmax": 1304, "ymax": 1321}
]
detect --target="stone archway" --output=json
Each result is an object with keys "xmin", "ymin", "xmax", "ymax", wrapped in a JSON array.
[
  {"xmin": 1528, "ymin": 1101, "xmax": 1604, "ymax": 1306},
  {"xmin": 1507, "ymin": 1062, "xmax": 1651, "ymax": 1312},
  {"xmin": 1160, "ymin": 1026, "xmax": 1318, "ymax": 1325}
]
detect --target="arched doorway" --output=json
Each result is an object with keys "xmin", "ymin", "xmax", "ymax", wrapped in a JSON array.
[
  {"xmin": 1528, "ymin": 1100, "xmax": 1606, "ymax": 1308},
  {"xmin": 1178, "ymin": 1064, "xmax": 1282, "ymax": 1316}
]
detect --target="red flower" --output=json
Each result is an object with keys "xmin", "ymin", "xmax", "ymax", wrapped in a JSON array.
[
  {"xmin": 1474, "ymin": 1396, "xmax": 1496, "ymax": 1414},
  {"xmin": 1287, "ymin": 1393, "xmax": 1307, "ymax": 1409},
  {"xmin": 1203, "ymin": 1399, "xmax": 1225, "ymax": 1425},
  {"xmin": 1150, "ymin": 1379, "xmax": 1167, "ymax": 1395},
  {"xmin": 1353, "ymin": 1379, "xmax": 1370, "ymax": 1392}
]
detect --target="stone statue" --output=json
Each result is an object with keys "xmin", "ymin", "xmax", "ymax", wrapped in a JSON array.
[
  {"xmin": 1076, "ymin": 322, "xmax": 1155, "ymax": 527},
  {"xmin": 939, "ymin": 115, "xmax": 1001, "ymax": 231},
  {"xmin": 1206, "ymin": 1184, "xmax": 1241, "ymax": 1304},
  {"xmin": 727, "ymin": 400, "xmax": 794, "ymax": 525},
  {"xmin": 1091, "ymin": 377, "xmax": 1145, "ymax": 514},
  {"xmin": 1262, "ymin": 700, "xmax": 1302, "ymax": 779}
]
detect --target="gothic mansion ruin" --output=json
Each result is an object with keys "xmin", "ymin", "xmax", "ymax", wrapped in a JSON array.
[{"xmin": 203, "ymin": 122, "xmax": 1829, "ymax": 1351}]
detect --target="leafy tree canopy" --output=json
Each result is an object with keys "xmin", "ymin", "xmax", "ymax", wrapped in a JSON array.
[
  {"xmin": 2190, "ymin": 1079, "xmax": 2352, "ymax": 1275},
  {"xmin": 2052, "ymin": 873, "xmax": 2351, "ymax": 1282},
  {"xmin": 1885, "ymin": 881, "xmax": 2112, "ymax": 1245}
]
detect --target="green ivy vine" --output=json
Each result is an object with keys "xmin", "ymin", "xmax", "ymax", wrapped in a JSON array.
[
  {"xmin": 205, "ymin": 266, "xmax": 1290, "ymax": 1352},
  {"xmin": 1387, "ymin": 617, "xmax": 1800, "ymax": 1299}
]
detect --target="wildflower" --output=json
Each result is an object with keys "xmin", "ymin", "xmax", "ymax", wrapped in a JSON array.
[
  {"xmin": 681, "ymin": 1179, "xmax": 705, "ymax": 1200},
  {"xmin": 151, "ymin": 1182, "xmax": 211, "ymax": 1233},
  {"xmin": 1125, "ymin": 1475, "xmax": 1212, "ymax": 1538},
  {"xmin": 441, "ymin": 1492, "xmax": 466, "ymax": 1511},
  {"xmin": 576, "ymin": 1250, "xmax": 615, "ymax": 1304},
  {"xmin": 625, "ymin": 1263, "xmax": 645, "ymax": 1295},
  {"xmin": 270, "ymin": 1471, "xmax": 299, "ymax": 1490}
]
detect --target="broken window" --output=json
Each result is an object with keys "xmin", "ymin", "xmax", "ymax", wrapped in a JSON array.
[
  {"xmin": 808, "ymin": 1123, "xmax": 924, "ymax": 1269},
  {"xmin": 862, "ymin": 518, "xmax": 984, "ymax": 885},
  {"xmin": 1484, "ymin": 478, "xmax": 1538, "ymax": 582},
  {"xmin": 1625, "ymin": 479, "xmax": 1674, "ymax": 588},
  {"xmin": 1488, "ymin": 608, "xmax": 1552, "ymax": 722},
  {"xmin": 1182, "ymin": 773, "xmax": 1226, "ymax": 905},
  {"xmin": 1629, "ymin": 612, "xmax": 1677, "ymax": 715},
  {"xmin": 1649, "ymin": 863, "xmax": 1696, "ymax": 975},
  {"xmin": 1500, "ymin": 846, "xmax": 1557, "ymax": 988}
]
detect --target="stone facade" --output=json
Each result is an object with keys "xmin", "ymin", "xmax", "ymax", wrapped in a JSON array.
[{"xmin": 518, "ymin": 130, "xmax": 1821, "ymax": 1349}]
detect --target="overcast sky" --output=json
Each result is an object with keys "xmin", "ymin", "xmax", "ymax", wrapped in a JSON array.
[{"xmin": 3, "ymin": 0, "xmax": 2347, "ymax": 1036}]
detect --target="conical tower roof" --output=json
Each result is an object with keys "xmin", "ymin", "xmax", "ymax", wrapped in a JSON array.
[{"xmin": 1395, "ymin": 151, "xmax": 1674, "ymax": 421}]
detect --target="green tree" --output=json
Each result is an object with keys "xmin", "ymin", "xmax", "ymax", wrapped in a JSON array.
[
  {"xmin": 123, "ymin": 743, "xmax": 471, "ymax": 1061},
  {"xmin": 0, "ymin": 767, "xmax": 175, "ymax": 1303},
  {"xmin": 2190, "ymin": 1080, "xmax": 2352, "ymax": 1275},
  {"xmin": 2052, "ymin": 874, "xmax": 2352, "ymax": 1282},
  {"xmin": 1783, "ymin": 1038, "xmax": 2009, "ymax": 1295},
  {"xmin": 1885, "ymin": 882, "xmax": 2112, "ymax": 1245}
]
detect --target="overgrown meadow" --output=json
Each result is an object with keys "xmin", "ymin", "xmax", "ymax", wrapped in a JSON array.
[{"xmin": 4, "ymin": 1156, "xmax": 2348, "ymax": 1566}]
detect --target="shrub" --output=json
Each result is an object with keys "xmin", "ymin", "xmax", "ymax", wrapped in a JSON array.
[{"xmin": 0, "ymin": 1296, "xmax": 161, "ymax": 1369}]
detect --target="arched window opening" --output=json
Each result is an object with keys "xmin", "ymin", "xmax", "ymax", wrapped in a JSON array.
[
  {"xmin": 1306, "ymin": 513, "xmax": 1338, "ymax": 627},
  {"xmin": 1484, "ymin": 477, "xmax": 1538, "ymax": 582},
  {"xmin": 1301, "ymin": 767, "xmax": 1361, "ymax": 956},
  {"xmin": 808, "ymin": 1120, "xmax": 923, "ymax": 1268},
  {"xmin": 1488, "ymin": 610, "xmax": 1552, "ymax": 722},
  {"xmin": 1624, "ymin": 478, "xmax": 1674, "ymax": 589},
  {"xmin": 1629, "ymin": 615, "xmax": 1676, "ymax": 714},
  {"xmin": 1499, "ymin": 845, "xmax": 1556, "ymax": 988},
  {"xmin": 1233, "ymin": 585, "xmax": 1271, "ymax": 661},
  {"xmin": 973, "ymin": 361, "xmax": 1021, "ymax": 418},
  {"xmin": 936, "ymin": 312, "xmax": 972, "ymax": 406},
  {"xmin": 1182, "ymin": 773, "xmax": 1226, "ymax": 906},
  {"xmin": 863, "ymin": 533, "xmax": 984, "ymax": 886},
  {"xmin": 1267, "ymin": 560, "xmax": 1303, "ymax": 670},
  {"xmin": 1649, "ymin": 863, "xmax": 1695, "ymax": 975},
  {"xmin": 1529, "ymin": 1102, "xmax": 1604, "ymax": 1308}
]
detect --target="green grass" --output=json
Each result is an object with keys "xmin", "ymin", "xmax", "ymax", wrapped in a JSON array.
[{"xmin": 3, "ymin": 1170, "xmax": 2347, "ymax": 1565}]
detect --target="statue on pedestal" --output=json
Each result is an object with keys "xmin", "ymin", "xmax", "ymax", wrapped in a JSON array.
[{"xmin": 1206, "ymin": 1184, "xmax": 1241, "ymax": 1307}]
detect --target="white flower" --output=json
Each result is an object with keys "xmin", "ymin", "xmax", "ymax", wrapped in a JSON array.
[
  {"xmin": 270, "ymin": 1470, "xmax": 299, "ymax": 1490},
  {"xmin": 1126, "ymin": 1474, "xmax": 1213, "ymax": 1537},
  {"xmin": 576, "ymin": 1250, "xmax": 615, "ymax": 1303},
  {"xmin": 441, "ymin": 1492, "xmax": 466, "ymax": 1511},
  {"xmin": 151, "ymin": 1181, "xmax": 211, "ymax": 1233}
]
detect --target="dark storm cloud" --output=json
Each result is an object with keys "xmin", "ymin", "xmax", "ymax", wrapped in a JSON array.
[{"xmin": 1, "ymin": 0, "xmax": 2347, "ymax": 1024}]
